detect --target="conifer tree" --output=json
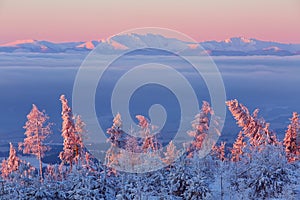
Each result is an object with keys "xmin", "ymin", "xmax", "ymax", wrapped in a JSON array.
[
  {"xmin": 1, "ymin": 143, "xmax": 21, "ymax": 179},
  {"xmin": 105, "ymin": 113, "xmax": 123, "ymax": 175},
  {"xmin": 226, "ymin": 99, "xmax": 278, "ymax": 149},
  {"xmin": 212, "ymin": 142, "xmax": 226, "ymax": 161},
  {"xmin": 136, "ymin": 115, "xmax": 160, "ymax": 152},
  {"xmin": 283, "ymin": 112, "xmax": 300, "ymax": 162},
  {"xmin": 163, "ymin": 140, "xmax": 179, "ymax": 166},
  {"xmin": 59, "ymin": 95, "xmax": 85, "ymax": 171},
  {"xmin": 187, "ymin": 101, "xmax": 215, "ymax": 158},
  {"xmin": 19, "ymin": 104, "xmax": 51, "ymax": 182},
  {"xmin": 106, "ymin": 113, "xmax": 123, "ymax": 146},
  {"xmin": 231, "ymin": 131, "xmax": 246, "ymax": 162}
]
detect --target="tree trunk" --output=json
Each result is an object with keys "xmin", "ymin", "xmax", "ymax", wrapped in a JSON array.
[
  {"xmin": 39, "ymin": 154, "xmax": 43, "ymax": 182},
  {"xmin": 36, "ymin": 121, "xmax": 43, "ymax": 182}
]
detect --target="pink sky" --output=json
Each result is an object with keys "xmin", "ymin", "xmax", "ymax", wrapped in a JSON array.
[{"xmin": 0, "ymin": 0, "xmax": 299, "ymax": 44}]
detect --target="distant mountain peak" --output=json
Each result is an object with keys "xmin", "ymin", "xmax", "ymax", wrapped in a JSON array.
[
  {"xmin": 77, "ymin": 40, "xmax": 100, "ymax": 50},
  {"xmin": 223, "ymin": 37, "xmax": 253, "ymax": 44},
  {"xmin": 0, "ymin": 34, "xmax": 299, "ymax": 56},
  {"xmin": 0, "ymin": 39, "xmax": 37, "ymax": 47}
]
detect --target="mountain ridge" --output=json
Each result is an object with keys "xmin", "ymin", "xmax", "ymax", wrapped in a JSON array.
[{"xmin": 1, "ymin": 34, "xmax": 300, "ymax": 56}]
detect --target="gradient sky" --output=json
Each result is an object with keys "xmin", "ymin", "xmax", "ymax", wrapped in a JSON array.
[{"xmin": 0, "ymin": 0, "xmax": 299, "ymax": 44}]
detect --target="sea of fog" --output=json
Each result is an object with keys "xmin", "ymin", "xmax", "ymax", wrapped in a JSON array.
[{"xmin": 0, "ymin": 52, "xmax": 299, "ymax": 153}]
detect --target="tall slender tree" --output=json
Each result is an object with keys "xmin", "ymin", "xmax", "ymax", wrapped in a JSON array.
[
  {"xmin": 19, "ymin": 104, "xmax": 51, "ymax": 182},
  {"xmin": 105, "ymin": 113, "xmax": 123, "ymax": 175},
  {"xmin": 187, "ymin": 101, "xmax": 215, "ymax": 158},
  {"xmin": 59, "ymin": 95, "xmax": 84, "ymax": 171},
  {"xmin": 283, "ymin": 112, "xmax": 300, "ymax": 162}
]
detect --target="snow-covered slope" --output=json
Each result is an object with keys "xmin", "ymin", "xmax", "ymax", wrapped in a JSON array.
[{"xmin": 1, "ymin": 35, "xmax": 300, "ymax": 56}]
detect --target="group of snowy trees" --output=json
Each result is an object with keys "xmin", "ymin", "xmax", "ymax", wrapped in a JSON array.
[
  {"xmin": 0, "ymin": 97, "xmax": 299, "ymax": 199},
  {"xmin": 0, "ymin": 95, "xmax": 88, "ymax": 181}
]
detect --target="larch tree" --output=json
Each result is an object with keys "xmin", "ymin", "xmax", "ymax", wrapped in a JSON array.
[
  {"xmin": 19, "ymin": 104, "xmax": 51, "ymax": 182},
  {"xmin": 1, "ymin": 143, "xmax": 21, "ymax": 179},
  {"xmin": 59, "ymin": 95, "xmax": 84, "ymax": 171},
  {"xmin": 283, "ymin": 112, "xmax": 300, "ymax": 162}
]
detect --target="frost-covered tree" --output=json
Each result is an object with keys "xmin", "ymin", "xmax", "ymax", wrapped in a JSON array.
[
  {"xmin": 105, "ymin": 113, "xmax": 123, "ymax": 175},
  {"xmin": 230, "ymin": 131, "xmax": 246, "ymax": 162},
  {"xmin": 19, "ymin": 104, "xmax": 51, "ymax": 182},
  {"xmin": 242, "ymin": 145, "xmax": 293, "ymax": 199},
  {"xmin": 162, "ymin": 140, "xmax": 179, "ymax": 166},
  {"xmin": 226, "ymin": 99, "xmax": 278, "ymax": 149},
  {"xmin": 187, "ymin": 101, "xmax": 220, "ymax": 159},
  {"xmin": 121, "ymin": 133, "xmax": 141, "ymax": 171},
  {"xmin": 107, "ymin": 113, "xmax": 123, "ymax": 146},
  {"xmin": 59, "ymin": 95, "xmax": 85, "ymax": 171},
  {"xmin": 1, "ymin": 143, "xmax": 21, "ymax": 179},
  {"xmin": 136, "ymin": 115, "xmax": 160, "ymax": 152},
  {"xmin": 73, "ymin": 115, "xmax": 86, "ymax": 160},
  {"xmin": 284, "ymin": 112, "xmax": 300, "ymax": 162},
  {"xmin": 212, "ymin": 142, "xmax": 226, "ymax": 162},
  {"xmin": 167, "ymin": 157, "xmax": 211, "ymax": 199}
]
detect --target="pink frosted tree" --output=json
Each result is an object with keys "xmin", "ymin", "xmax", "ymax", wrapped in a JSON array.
[
  {"xmin": 1, "ymin": 159, "xmax": 9, "ymax": 179},
  {"xmin": 187, "ymin": 101, "xmax": 215, "ymax": 158},
  {"xmin": 212, "ymin": 142, "xmax": 226, "ymax": 161},
  {"xmin": 19, "ymin": 104, "xmax": 51, "ymax": 182},
  {"xmin": 1, "ymin": 143, "xmax": 21, "ymax": 179},
  {"xmin": 226, "ymin": 99, "xmax": 278, "ymax": 149},
  {"xmin": 136, "ymin": 115, "xmax": 160, "ymax": 152},
  {"xmin": 283, "ymin": 112, "xmax": 300, "ymax": 162},
  {"xmin": 230, "ymin": 131, "xmax": 246, "ymax": 162},
  {"xmin": 59, "ymin": 95, "xmax": 85, "ymax": 171}
]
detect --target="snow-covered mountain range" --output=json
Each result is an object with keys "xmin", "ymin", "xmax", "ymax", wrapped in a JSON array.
[{"xmin": 1, "ymin": 34, "xmax": 300, "ymax": 56}]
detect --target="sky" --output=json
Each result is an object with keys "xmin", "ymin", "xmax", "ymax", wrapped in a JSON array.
[{"xmin": 0, "ymin": 0, "xmax": 299, "ymax": 44}]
